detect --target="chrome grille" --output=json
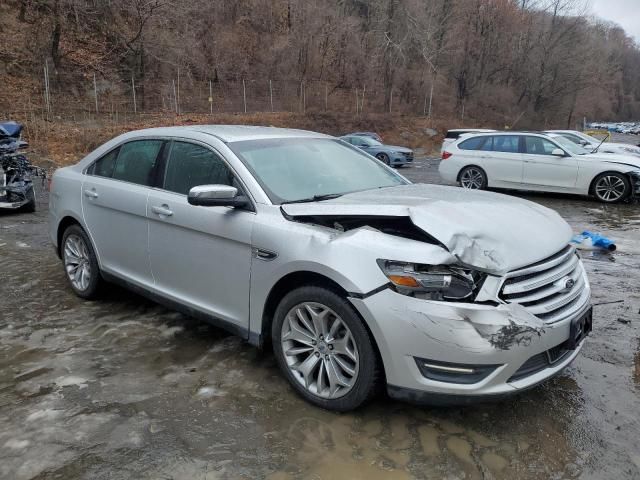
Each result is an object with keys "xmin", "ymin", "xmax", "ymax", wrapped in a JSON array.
[{"xmin": 499, "ymin": 246, "xmax": 589, "ymax": 324}]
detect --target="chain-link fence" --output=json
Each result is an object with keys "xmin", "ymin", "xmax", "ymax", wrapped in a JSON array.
[{"xmin": 14, "ymin": 67, "xmax": 447, "ymax": 120}]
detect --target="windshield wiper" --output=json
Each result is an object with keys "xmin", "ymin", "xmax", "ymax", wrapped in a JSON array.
[
  {"xmin": 281, "ymin": 193, "xmax": 344, "ymax": 204},
  {"xmin": 591, "ymin": 136, "xmax": 607, "ymax": 154}
]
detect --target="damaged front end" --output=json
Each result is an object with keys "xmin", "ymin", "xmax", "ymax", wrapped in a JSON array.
[
  {"xmin": 279, "ymin": 186, "xmax": 591, "ymax": 402},
  {"xmin": 0, "ymin": 122, "xmax": 45, "ymax": 212}
]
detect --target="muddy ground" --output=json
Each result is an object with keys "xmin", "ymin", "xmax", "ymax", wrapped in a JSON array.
[{"xmin": 1, "ymin": 154, "xmax": 639, "ymax": 480}]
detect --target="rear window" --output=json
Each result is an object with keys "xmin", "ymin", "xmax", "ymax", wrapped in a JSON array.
[
  {"xmin": 446, "ymin": 131, "xmax": 464, "ymax": 139},
  {"xmin": 458, "ymin": 137, "xmax": 487, "ymax": 150}
]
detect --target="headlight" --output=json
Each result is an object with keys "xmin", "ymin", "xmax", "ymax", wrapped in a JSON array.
[{"xmin": 377, "ymin": 260, "xmax": 486, "ymax": 301}]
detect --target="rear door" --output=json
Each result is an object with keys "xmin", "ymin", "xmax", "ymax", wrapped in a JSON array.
[
  {"xmin": 82, "ymin": 139, "xmax": 164, "ymax": 287},
  {"xmin": 147, "ymin": 140, "xmax": 254, "ymax": 329},
  {"xmin": 475, "ymin": 135, "xmax": 524, "ymax": 186},
  {"xmin": 521, "ymin": 136, "xmax": 578, "ymax": 190}
]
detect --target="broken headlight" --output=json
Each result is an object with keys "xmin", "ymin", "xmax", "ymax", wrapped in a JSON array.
[{"xmin": 377, "ymin": 260, "xmax": 486, "ymax": 302}]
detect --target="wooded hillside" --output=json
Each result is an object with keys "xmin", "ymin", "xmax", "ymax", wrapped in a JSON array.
[{"xmin": 1, "ymin": 0, "xmax": 639, "ymax": 128}]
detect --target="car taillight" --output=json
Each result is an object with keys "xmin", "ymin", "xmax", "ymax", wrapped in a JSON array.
[{"xmin": 442, "ymin": 151, "xmax": 452, "ymax": 160}]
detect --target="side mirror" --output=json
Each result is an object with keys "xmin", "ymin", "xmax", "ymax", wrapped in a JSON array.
[
  {"xmin": 551, "ymin": 148, "xmax": 566, "ymax": 157},
  {"xmin": 579, "ymin": 140, "xmax": 588, "ymax": 146},
  {"xmin": 188, "ymin": 184, "xmax": 249, "ymax": 207}
]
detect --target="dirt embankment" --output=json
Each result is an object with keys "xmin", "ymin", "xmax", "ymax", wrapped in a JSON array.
[{"xmin": 12, "ymin": 112, "xmax": 458, "ymax": 166}]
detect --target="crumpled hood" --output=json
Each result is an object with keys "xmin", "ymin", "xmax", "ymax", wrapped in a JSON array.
[
  {"xmin": 281, "ymin": 184, "xmax": 572, "ymax": 274},
  {"xmin": 585, "ymin": 152, "xmax": 640, "ymax": 168}
]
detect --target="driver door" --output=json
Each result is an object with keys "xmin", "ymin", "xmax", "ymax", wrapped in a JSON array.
[{"xmin": 147, "ymin": 140, "xmax": 254, "ymax": 328}]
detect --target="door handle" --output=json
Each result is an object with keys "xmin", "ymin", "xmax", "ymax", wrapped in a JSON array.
[
  {"xmin": 151, "ymin": 205, "xmax": 173, "ymax": 217},
  {"xmin": 83, "ymin": 189, "xmax": 98, "ymax": 199}
]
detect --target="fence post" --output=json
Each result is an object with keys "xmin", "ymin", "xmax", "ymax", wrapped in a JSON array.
[
  {"xmin": 325, "ymin": 84, "xmax": 328, "ymax": 111},
  {"xmin": 43, "ymin": 62, "xmax": 51, "ymax": 114},
  {"xmin": 93, "ymin": 73, "xmax": 99, "ymax": 114},
  {"xmin": 131, "ymin": 75, "xmax": 137, "ymax": 114},
  {"xmin": 389, "ymin": 89, "xmax": 393, "ymax": 114},
  {"xmin": 176, "ymin": 68, "xmax": 180, "ymax": 115},
  {"xmin": 302, "ymin": 81, "xmax": 306, "ymax": 114},
  {"xmin": 355, "ymin": 88, "xmax": 358, "ymax": 115},
  {"xmin": 209, "ymin": 79, "xmax": 213, "ymax": 114},
  {"xmin": 361, "ymin": 86, "xmax": 366, "ymax": 113},
  {"xmin": 428, "ymin": 79, "xmax": 434, "ymax": 118},
  {"xmin": 269, "ymin": 79, "xmax": 274, "ymax": 112},
  {"xmin": 172, "ymin": 79, "xmax": 177, "ymax": 113},
  {"xmin": 243, "ymin": 79, "xmax": 247, "ymax": 113}
]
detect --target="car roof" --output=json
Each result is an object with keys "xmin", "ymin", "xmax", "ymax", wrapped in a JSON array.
[
  {"xmin": 116, "ymin": 125, "xmax": 331, "ymax": 143},
  {"xmin": 447, "ymin": 128, "xmax": 496, "ymax": 133}
]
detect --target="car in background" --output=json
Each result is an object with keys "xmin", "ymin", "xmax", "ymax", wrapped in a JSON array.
[
  {"xmin": 340, "ymin": 134, "xmax": 413, "ymax": 167},
  {"xmin": 49, "ymin": 125, "xmax": 592, "ymax": 411},
  {"xmin": 441, "ymin": 129, "xmax": 496, "ymax": 153},
  {"xmin": 545, "ymin": 130, "xmax": 640, "ymax": 157},
  {"xmin": 439, "ymin": 131, "xmax": 640, "ymax": 203},
  {"xmin": 347, "ymin": 131, "xmax": 384, "ymax": 142}
]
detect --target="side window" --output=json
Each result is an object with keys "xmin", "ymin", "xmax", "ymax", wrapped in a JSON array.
[
  {"xmin": 525, "ymin": 137, "xmax": 559, "ymax": 155},
  {"xmin": 112, "ymin": 140, "xmax": 163, "ymax": 186},
  {"xmin": 480, "ymin": 136, "xmax": 494, "ymax": 151},
  {"xmin": 492, "ymin": 136, "xmax": 520, "ymax": 153},
  {"xmin": 163, "ymin": 141, "xmax": 235, "ymax": 195},
  {"xmin": 458, "ymin": 136, "xmax": 486, "ymax": 150},
  {"xmin": 89, "ymin": 147, "xmax": 119, "ymax": 178}
]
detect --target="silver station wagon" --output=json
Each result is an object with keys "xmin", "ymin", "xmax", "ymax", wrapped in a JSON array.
[{"xmin": 49, "ymin": 126, "xmax": 592, "ymax": 411}]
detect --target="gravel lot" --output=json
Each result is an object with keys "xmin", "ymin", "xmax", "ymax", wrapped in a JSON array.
[{"xmin": 1, "ymin": 148, "xmax": 639, "ymax": 479}]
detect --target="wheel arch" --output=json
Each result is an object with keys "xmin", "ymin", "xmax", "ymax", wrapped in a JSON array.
[
  {"xmin": 56, "ymin": 215, "xmax": 84, "ymax": 258},
  {"xmin": 588, "ymin": 170, "xmax": 631, "ymax": 196},
  {"xmin": 259, "ymin": 271, "xmax": 385, "ymax": 378},
  {"xmin": 457, "ymin": 164, "xmax": 486, "ymax": 182}
]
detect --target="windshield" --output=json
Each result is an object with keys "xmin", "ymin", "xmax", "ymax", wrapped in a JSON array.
[
  {"xmin": 228, "ymin": 138, "xmax": 408, "ymax": 204},
  {"xmin": 551, "ymin": 136, "xmax": 589, "ymax": 155}
]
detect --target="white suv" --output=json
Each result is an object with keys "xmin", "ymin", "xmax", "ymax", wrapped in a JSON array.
[{"xmin": 439, "ymin": 132, "xmax": 640, "ymax": 203}]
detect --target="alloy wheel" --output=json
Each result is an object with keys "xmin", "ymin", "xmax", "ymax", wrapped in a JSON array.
[
  {"xmin": 460, "ymin": 167, "xmax": 485, "ymax": 189},
  {"xmin": 280, "ymin": 302, "xmax": 359, "ymax": 399},
  {"xmin": 63, "ymin": 234, "xmax": 92, "ymax": 291},
  {"xmin": 595, "ymin": 175, "xmax": 626, "ymax": 202}
]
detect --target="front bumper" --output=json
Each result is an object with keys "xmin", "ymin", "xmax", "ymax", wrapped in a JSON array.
[
  {"xmin": 0, "ymin": 185, "xmax": 31, "ymax": 210},
  {"xmin": 349, "ymin": 287, "xmax": 590, "ymax": 402},
  {"xmin": 390, "ymin": 152, "xmax": 413, "ymax": 166}
]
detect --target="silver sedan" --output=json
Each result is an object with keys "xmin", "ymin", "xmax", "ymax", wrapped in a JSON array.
[{"xmin": 49, "ymin": 126, "xmax": 592, "ymax": 411}]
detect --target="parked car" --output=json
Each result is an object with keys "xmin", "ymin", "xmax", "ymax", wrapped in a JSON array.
[
  {"xmin": 439, "ymin": 131, "xmax": 640, "ymax": 203},
  {"xmin": 0, "ymin": 121, "xmax": 41, "ymax": 212},
  {"xmin": 50, "ymin": 126, "xmax": 592, "ymax": 411},
  {"xmin": 441, "ymin": 128, "xmax": 496, "ymax": 153},
  {"xmin": 340, "ymin": 134, "xmax": 413, "ymax": 167},
  {"xmin": 346, "ymin": 131, "xmax": 383, "ymax": 142},
  {"xmin": 545, "ymin": 130, "xmax": 640, "ymax": 157}
]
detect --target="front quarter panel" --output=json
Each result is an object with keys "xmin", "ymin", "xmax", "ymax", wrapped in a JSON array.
[{"xmin": 248, "ymin": 206, "xmax": 456, "ymax": 339}]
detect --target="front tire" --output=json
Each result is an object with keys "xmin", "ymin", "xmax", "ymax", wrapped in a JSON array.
[
  {"xmin": 592, "ymin": 172, "xmax": 630, "ymax": 203},
  {"xmin": 376, "ymin": 152, "xmax": 391, "ymax": 166},
  {"xmin": 459, "ymin": 166, "xmax": 488, "ymax": 190},
  {"xmin": 61, "ymin": 224, "xmax": 103, "ymax": 299},
  {"xmin": 23, "ymin": 186, "xmax": 36, "ymax": 213},
  {"xmin": 272, "ymin": 286, "xmax": 380, "ymax": 411}
]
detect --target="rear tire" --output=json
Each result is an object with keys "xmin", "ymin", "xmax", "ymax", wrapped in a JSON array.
[
  {"xmin": 459, "ymin": 166, "xmax": 488, "ymax": 190},
  {"xmin": 272, "ymin": 285, "xmax": 381, "ymax": 411},
  {"xmin": 592, "ymin": 172, "xmax": 630, "ymax": 203},
  {"xmin": 61, "ymin": 224, "xmax": 103, "ymax": 299}
]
